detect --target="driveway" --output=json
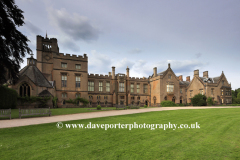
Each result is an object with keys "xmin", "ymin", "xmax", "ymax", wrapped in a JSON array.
[{"xmin": 0, "ymin": 106, "xmax": 239, "ymax": 128}]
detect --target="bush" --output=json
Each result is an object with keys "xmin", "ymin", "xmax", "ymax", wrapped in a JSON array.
[
  {"xmin": 232, "ymin": 98, "xmax": 240, "ymax": 104},
  {"xmin": 18, "ymin": 96, "xmax": 51, "ymax": 107},
  {"xmin": 191, "ymin": 94, "xmax": 207, "ymax": 106},
  {"xmin": 144, "ymin": 105, "xmax": 147, "ymax": 108},
  {"xmin": 207, "ymin": 97, "xmax": 214, "ymax": 106},
  {"xmin": 0, "ymin": 86, "xmax": 18, "ymax": 109},
  {"xmin": 177, "ymin": 103, "xmax": 184, "ymax": 106},
  {"xmin": 66, "ymin": 97, "xmax": 89, "ymax": 106},
  {"xmin": 52, "ymin": 96, "xmax": 58, "ymax": 108},
  {"xmin": 97, "ymin": 105, "xmax": 101, "ymax": 110},
  {"xmin": 160, "ymin": 100, "xmax": 177, "ymax": 107}
]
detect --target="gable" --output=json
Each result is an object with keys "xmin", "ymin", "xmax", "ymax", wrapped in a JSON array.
[{"xmin": 187, "ymin": 76, "xmax": 204, "ymax": 90}]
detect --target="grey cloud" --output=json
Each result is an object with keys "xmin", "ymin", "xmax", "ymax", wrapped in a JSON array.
[
  {"xmin": 195, "ymin": 53, "xmax": 202, "ymax": 58},
  {"xmin": 155, "ymin": 60, "xmax": 208, "ymax": 75},
  {"xmin": 48, "ymin": 8, "xmax": 100, "ymax": 42},
  {"xmin": 25, "ymin": 20, "xmax": 42, "ymax": 34},
  {"xmin": 129, "ymin": 48, "xmax": 142, "ymax": 54}
]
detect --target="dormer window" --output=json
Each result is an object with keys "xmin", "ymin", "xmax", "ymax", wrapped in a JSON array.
[{"xmin": 61, "ymin": 63, "xmax": 67, "ymax": 68}]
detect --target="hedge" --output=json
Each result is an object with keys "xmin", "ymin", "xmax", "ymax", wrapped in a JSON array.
[
  {"xmin": 0, "ymin": 86, "xmax": 18, "ymax": 109},
  {"xmin": 160, "ymin": 100, "xmax": 177, "ymax": 107}
]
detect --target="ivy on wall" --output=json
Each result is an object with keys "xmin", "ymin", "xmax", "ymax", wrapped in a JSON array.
[{"xmin": 65, "ymin": 97, "xmax": 89, "ymax": 106}]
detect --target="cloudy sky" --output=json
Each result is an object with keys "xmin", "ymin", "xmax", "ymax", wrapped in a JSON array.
[{"xmin": 16, "ymin": 0, "xmax": 240, "ymax": 89}]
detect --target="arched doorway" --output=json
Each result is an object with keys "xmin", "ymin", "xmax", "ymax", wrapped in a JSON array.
[
  {"xmin": 164, "ymin": 96, "xmax": 167, "ymax": 101},
  {"xmin": 145, "ymin": 100, "xmax": 148, "ymax": 106},
  {"xmin": 105, "ymin": 101, "xmax": 108, "ymax": 107},
  {"xmin": 120, "ymin": 101, "xmax": 124, "ymax": 105},
  {"xmin": 180, "ymin": 96, "xmax": 182, "ymax": 104},
  {"xmin": 172, "ymin": 96, "xmax": 175, "ymax": 103}
]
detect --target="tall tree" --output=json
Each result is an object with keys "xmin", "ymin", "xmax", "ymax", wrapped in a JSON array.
[{"xmin": 0, "ymin": 0, "xmax": 32, "ymax": 85}]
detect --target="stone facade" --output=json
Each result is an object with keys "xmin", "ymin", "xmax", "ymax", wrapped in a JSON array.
[{"xmin": 10, "ymin": 35, "xmax": 232, "ymax": 107}]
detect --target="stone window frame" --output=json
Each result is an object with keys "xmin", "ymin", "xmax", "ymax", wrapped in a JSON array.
[
  {"xmin": 61, "ymin": 62, "xmax": 67, "ymax": 68},
  {"xmin": 75, "ymin": 64, "xmax": 81, "ymax": 70},
  {"xmin": 19, "ymin": 82, "xmax": 31, "ymax": 97},
  {"xmin": 211, "ymin": 88, "xmax": 214, "ymax": 96},
  {"xmin": 88, "ymin": 81, "xmax": 94, "ymax": 91},
  {"xmin": 62, "ymin": 92, "xmax": 67, "ymax": 98},
  {"xmin": 99, "ymin": 81, "xmax": 103, "ymax": 92},
  {"xmin": 168, "ymin": 74, "xmax": 172, "ymax": 79},
  {"xmin": 137, "ymin": 83, "xmax": 140, "ymax": 93},
  {"xmin": 106, "ymin": 82, "xmax": 110, "ymax": 92},
  {"xmin": 130, "ymin": 83, "xmax": 134, "ymax": 93},
  {"xmin": 167, "ymin": 84, "xmax": 174, "ymax": 93},
  {"xmin": 75, "ymin": 74, "xmax": 81, "ymax": 88},
  {"xmin": 61, "ymin": 73, "xmax": 67, "ymax": 87},
  {"xmin": 180, "ymin": 88, "xmax": 182, "ymax": 94},
  {"xmin": 190, "ymin": 90, "xmax": 193, "ymax": 98},
  {"xmin": 119, "ymin": 82, "xmax": 124, "ymax": 92},
  {"xmin": 143, "ymin": 84, "xmax": 148, "ymax": 93},
  {"xmin": 76, "ymin": 93, "xmax": 81, "ymax": 98},
  {"xmin": 199, "ymin": 89, "xmax": 203, "ymax": 95}
]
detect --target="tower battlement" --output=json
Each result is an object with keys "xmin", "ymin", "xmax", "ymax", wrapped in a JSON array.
[
  {"xmin": 57, "ymin": 53, "xmax": 88, "ymax": 61},
  {"xmin": 88, "ymin": 73, "xmax": 112, "ymax": 79}
]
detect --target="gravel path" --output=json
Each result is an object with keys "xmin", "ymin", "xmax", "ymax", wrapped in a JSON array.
[{"xmin": 0, "ymin": 106, "xmax": 239, "ymax": 128}]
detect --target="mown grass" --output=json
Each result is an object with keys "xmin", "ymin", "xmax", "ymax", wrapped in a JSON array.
[{"xmin": 0, "ymin": 108, "xmax": 240, "ymax": 159}]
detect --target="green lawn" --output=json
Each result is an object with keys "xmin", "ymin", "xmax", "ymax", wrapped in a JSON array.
[{"xmin": 0, "ymin": 108, "xmax": 240, "ymax": 159}]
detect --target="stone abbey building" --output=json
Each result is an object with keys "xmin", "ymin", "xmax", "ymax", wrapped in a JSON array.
[{"xmin": 10, "ymin": 35, "xmax": 232, "ymax": 107}]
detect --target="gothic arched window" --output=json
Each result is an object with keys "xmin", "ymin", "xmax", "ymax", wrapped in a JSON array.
[{"xmin": 19, "ymin": 83, "xmax": 30, "ymax": 97}]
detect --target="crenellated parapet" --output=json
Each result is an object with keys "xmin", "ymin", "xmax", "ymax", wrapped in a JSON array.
[
  {"xmin": 88, "ymin": 73, "xmax": 112, "ymax": 79},
  {"xmin": 129, "ymin": 77, "xmax": 149, "ymax": 81},
  {"xmin": 56, "ymin": 53, "xmax": 88, "ymax": 61}
]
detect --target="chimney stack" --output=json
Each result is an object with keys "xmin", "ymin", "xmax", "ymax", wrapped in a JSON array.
[
  {"xmin": 153, "ymin": 67, "xmax": 157, "ymax": 77},
  {"xmin": 108, "ymin": 72, "xmax": 112, "ymax": 76},
  {"xmin": 194, "ymin": 69, "xmax": 199, "ymax": 77},
  {"xmin": 186, "ymin": 76, "xmax": 190, "ymax": 82},
  {"xmin": 203, "ymin": 71, "xmax": 208, "ymax": 78},
  {"xmin": 126, "ymin": 66, "xmax": 129, "ymax": 78},
  {"xmin": 112, "ymin": 66, "xmax": 115, "ymax": 79},
  {"xmin": 178, "ymin": 75, "xmax": 183, "ymax": 81}
]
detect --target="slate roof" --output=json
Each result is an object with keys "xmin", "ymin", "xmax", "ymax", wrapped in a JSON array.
[
  {"xmin": 19, "ymin": 65, "xmax": 52, "ymax": 88},
  {"xmin": 157, "ymin": 70, "xmax": 167, "ymax": 75},
  {"xmin": 38, "ymin": 90, "xmax": 53, "ymax": 97},
  {"xmin": 179, "ymin": 81, "xmax": 190, "ymax": 86},
  {"xmin": 198, "ymin": 76, "xmax": 221, "ymax": 84}
]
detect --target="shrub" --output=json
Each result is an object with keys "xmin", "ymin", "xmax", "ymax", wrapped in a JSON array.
[
  {"xmin": 97, "ymin": 105, "xmax": 101, "ymax": 110},
  {"xmin": 0, "ymin": 86, "xmax": 18, "ymax": 109},
  {"xmin": 177, "ymin": 103, "xmax": 184, "ymax": 106},
  {"xmin": 191, "ymin": 94, "xmax": 207, "ymax": 106},
  {"xmin": 18, "ymin": 96, "xmax": 51, "ymax": 107},
  {"xmin": 233, "ymin": 98, "xmax": 240, "ymax": 104},
  {"xmin": 66, "ymin": 97, "xmax": 89, "ymax": 106},
  {"xmin": 52, "ymin": 96, "xmax": 58, "ymax": 108},
  {"xmin": 144, "ymin": 105, "xmax": 147, "ymax": 108},
  {"xmin": 207, "ymin": 97, "xmax": 214, "ymax": 106},
  {"xmin": 160, "ymin": 100, "xmax": 176, "ymax": 107}
]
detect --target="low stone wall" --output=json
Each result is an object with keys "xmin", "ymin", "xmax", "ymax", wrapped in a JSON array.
[{"xmin": 16, "ymin": 105, "xmax": 52, "ymax": 109}]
